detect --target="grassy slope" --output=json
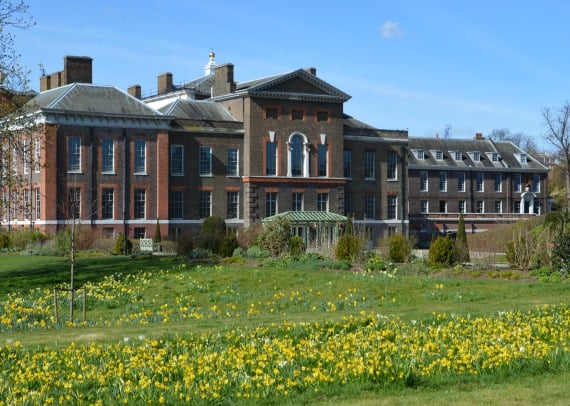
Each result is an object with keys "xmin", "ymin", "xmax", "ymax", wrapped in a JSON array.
[{"xmin": 2, "ymin": 253, "xmax": 570, "ymax": 404}]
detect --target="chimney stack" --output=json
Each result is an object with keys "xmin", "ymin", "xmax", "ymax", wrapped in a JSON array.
[
  {"xmin": 39, "ymin": 55, "xmax": 93, "ymax": 91},
  {"xmin": 157, "ymin": 72, "xmax": 173, "ymax": 95},
  {"xmin": 128, "ymin": 84, "xmax": 142, "ymax": 99},
  {"xmin": 475, "ymin": 133, "xmax": 484, "ymax": 140},
  {"xmin": 212, "ymin": 63, "xmax": 236, "ymax": 97}
]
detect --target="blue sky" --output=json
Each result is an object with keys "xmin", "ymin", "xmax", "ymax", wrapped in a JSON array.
[{"xmin": 13, "ymin": 0, "xmax": 570, "ymax": 149}]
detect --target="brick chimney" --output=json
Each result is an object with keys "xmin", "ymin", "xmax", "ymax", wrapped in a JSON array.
[
  {"xmin": 474, "ymin": 133, "xmax": 484, "ymax": 140},
  {"xmin": 40, "ymin": 55, "xmax": 93, "ymax": 91},
  {"xmin": 63, "ymin": 56, "xmax": 92, "ymax": 84},
  {"xmin": 212, "ymin": 63, "xmax": 236, "ymax": 97},
  {"xmin": 128, "ymin": 84, "xmax": 142, "ymax": 99},
  {"xmin": 157, "ymin": 72, "xmax": 173, "ymax": 95}
]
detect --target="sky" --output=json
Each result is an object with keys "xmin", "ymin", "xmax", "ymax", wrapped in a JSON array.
[{"xmin": 11, "ymin": 0, "xmax": 570, "ymax": 150}]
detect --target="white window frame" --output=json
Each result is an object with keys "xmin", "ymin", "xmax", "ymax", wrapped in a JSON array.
[
  {"xmin": 457, "ymin": 172, "xmax": 465, "ymax": 192},
  {"xmin": 134, "ymin": 139, "xmax": 146, "ymax": 174},
  {"xmin": 171, "ymin": 145, "xmax": 184, "ymax": 176},
  {"xmin": 227, "ymin": 147, "xmax": 239, "ymax": 177},
  {"xmin": 439, "ymin": 171, "xmax": 447, "ymax": 192},
  {"xmin": 420, "ymin": 171, "xmax": 428, "ymax": 192},
  {"xmin": 199, "ymin": 146, "xmax": 212, "ymax": 176},
  {"xmin": 494, "ymin": 173, "xmax": 502, "ymax": 192},
  {"xmin": 68, "ymin": 137, "xmax": 81, "ymax": 173},
  {"xmin": 102, "ymin": 138, "xmax": 115, "ymax": 173}
]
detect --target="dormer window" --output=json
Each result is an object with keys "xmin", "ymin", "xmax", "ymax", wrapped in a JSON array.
[
  {"xmin": 416, "ymin": 149, "xmax": 425, "ymax": 160},
  {"xmin": 519, "ymin": 153, "xmax": 528, "ymax": 164},
  {"xmin": 454, "ymin": 151, "xmax": 462, "ymax": 161},
  {"xmin": 435, "ymin": 150, "xmax": 443, "ymax": 160},
  {"xmin": 473, "ymin": 151, "xmax": 481, "ymax": 162},
  {"xmin": 492, "ymin": 152, "xmax": 499, "ymax": 162}
]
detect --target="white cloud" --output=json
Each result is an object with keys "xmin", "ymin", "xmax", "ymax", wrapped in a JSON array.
[{"xmin": 380, "ymin": 20, "xmax": 404, "ymax": 39}]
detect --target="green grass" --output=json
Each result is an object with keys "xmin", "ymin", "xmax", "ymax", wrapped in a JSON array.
[
  {"xmin": 0, "ymin": 253, "xmax": 180, "ymax": 295},
  {"xmin": 2, "ymin": 253, "xmax": 570, "ymax": 404}
]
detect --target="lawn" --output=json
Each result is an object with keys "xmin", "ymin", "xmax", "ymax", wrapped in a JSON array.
[{"xmin": 1, "ymin": 254, "xmax": 570, "ymax": 404}]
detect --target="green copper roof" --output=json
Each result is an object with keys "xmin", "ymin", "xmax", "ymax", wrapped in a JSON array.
[{"xmin": 263, "ymin": 211, "xmax": 347, "ymax": 223}]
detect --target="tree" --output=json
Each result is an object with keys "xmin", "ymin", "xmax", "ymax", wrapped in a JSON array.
[
  {"xmin": 542, "ymin": 102, "xmax": 570, "ymax": 208},
  {"xmin": 0, "ymin": 1, "xmax": 37, "ymax": 229},
  {"xmin": 198, "ymin": 216, "xmax": 226, "ymax": 254},
  {"xmin": 455, "ymin": 212, "xmax": 470, "ymax": 263}
]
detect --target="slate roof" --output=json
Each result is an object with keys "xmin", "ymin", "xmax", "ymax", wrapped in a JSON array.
[
  {"xmin": 263, "ymin": 211, "xmax": 347, "ymax": 223},
  {"xmin": 29, "ymin": 83, "xmax": 163, "ymax": 117},
  {"xmin": 180, "ymin": 74, "xmax": 215, "ymax": 97},
  {"xmin": 159, "ymin": 99, "xmax": 237, "ymax": 121},
  {"xmin": 408, "ymin": 137, "xmax": 549, "ymax": 172}
]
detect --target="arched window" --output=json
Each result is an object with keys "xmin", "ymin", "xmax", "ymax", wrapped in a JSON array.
[
  {"xmin": 291, "ymin": 134, "xmax": 303, "ymax": 176},
  {"xmin": 287, "ymin": 133, "xmax": 309, "ymax": 177}
]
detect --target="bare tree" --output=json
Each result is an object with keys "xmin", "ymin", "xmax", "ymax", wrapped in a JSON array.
[
  {"xmin": 542, "ymin": 101, "xmax": 570, "ymax": 208},
  {"xmin": 488, "ymin": 128, "xmax": 538, "ymax": 155},
  {"xmin": 0, "ymin": 1, "xmax": 37, "ymax": 228}
]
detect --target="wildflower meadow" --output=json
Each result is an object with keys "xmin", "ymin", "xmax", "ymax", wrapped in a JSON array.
[{"xmin": 1, "ymin": 258, "xmax": 570, "ymax": 404}]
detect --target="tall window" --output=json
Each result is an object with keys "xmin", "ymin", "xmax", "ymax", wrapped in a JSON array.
[
  {"xmin": 387, "ymin": 195, "xmax": 397, "ymax": 219},
  {"xmin": 494, "ymin": 173, "xmax": 502, "ymax": 192},
  {"xmin": 170, "ymin": 190, "xmax": 184, "ymax": 219},
  {"xmin": 365, "ymin": 151, "xmax": 375, "ymax": 179},
  {"xmin": 514, "ymin": 173, "xmax": 522, "ymax": 192},
  {"xmin": 476, "ymin": 172, "xmax": 484, "ymax": 192},
  {"xmin": 317, "ymin": 193, "xmax": 328, "ymax": 212},
  {"xmin": 199, "ymin": 191, "xmax": 211, "ymax": 218},
  {"xmin": 457, "ymin": 172, "xmax": 466, "ymax": 192},
  {"xmin": 34, "ymin": 188, "xmax": 40, "ymax": 220},
  {"xmin": 292, "ymin": 192, "xmax": 303, "ymax": 211},
  {"xmin": 420, "ymin": 171, "xmax": 428, "ymax": 192},
  {"xmin": 343, "ymin": 151, "xmax": 352, "ymax": 178},
  {"xmin": 458, "ymin": 200, "xmax": 466, "ymax": 214},
  {"xmin": 134, "ymin": 140, "xmax": 146, "ymax": 174},
  {"xmin": 227, "ymin": 191, "xmax": 239, "ymax": 219},
  {"xmin": 317, "ymin": 144, "xmax": 328, "ymax": 177},
  {"xmin": 227, "ymin": 148, "xmax": 239, "ymax": 176},
  {"xmin": 23, "ymin": 140, "xmax": 28, "ymax": 174},
  {"xmin": 439, "ymin": 200, "xmax": 447, "ymax": 213},
  {"xmin": 102, "ymin": 139, "xmax": 114, "ymax": 173},
  {"xmin": 23, "ymin": 189, "xmax": 30, "ymax": 218},
  {"xmin": 387, "ymin": 152, "xmax": 397, "ymax": 180},
  {"xmin": 439, "ymin": 172, "xmax": 447, "ymax": 192},
  {"xmin": 102, "ymin": 188, "xmax": 114, "ymax": 219},
  {"xmin": 68, "ymin": 137, "xmax": 81, "ymax": 172},
  {"xmin": 420, "ymin": 200, "xmax": 428, "ymax": 213},
  {"xmin": 34, "ymin": 138, "xmax": 40, "ymax": 173},
  {"xmin": 171, "ymin": 145, "xmax": 184, "ymax": 176},
  {"xmin": 266, "ymin": 141, "xmax": 277, "ymax": 176},
  {"xmin": 495, "ymin": 200, "xmax": 502, "ymax": 213},
  {"xmin": 199, "ymin": 146, "xmax": 212, "ymax": 176},
  {"xmin": 364, "ymin": 194, "xmax": 375, "ymax": 219},
  {"xmin": 476, "ymin": 200, "xmax": 484, "ymax": 213},
  {"xmin": 134, "ymin": 189, "xmax": 146, "ymax": 219},
  {"xmin": 266, "ymin": 192, "xmax": 277, "ymax": 217},
  {"xmin": 533, "ymin": 174, "xmax": 540, "ymax": 193},
  {"xmin": 291, "ymin": 134, "xmax": 303, "ymax": 176},
  {"xmin": 68, "ymin": 187, "xmax": 81, "ymax": 219}
]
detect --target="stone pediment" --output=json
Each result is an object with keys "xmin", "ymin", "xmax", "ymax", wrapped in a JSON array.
[{"xmin": 242, "ymin": 69, "xmax": 351, "ymax": 103}]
